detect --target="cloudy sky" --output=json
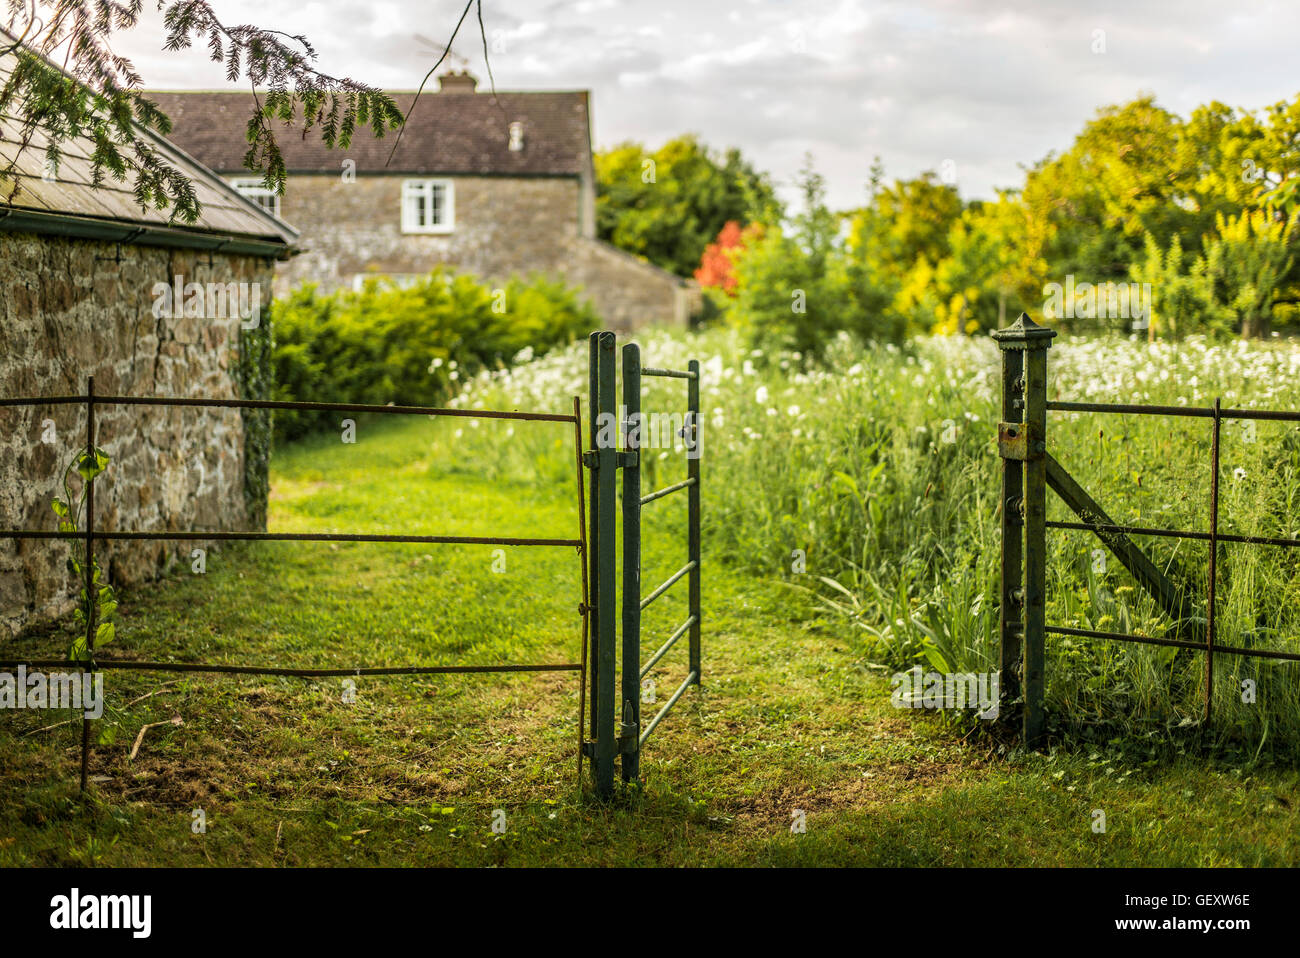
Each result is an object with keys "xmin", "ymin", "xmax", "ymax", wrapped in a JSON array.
[{"xmin": 105, "ymin": 0, "xmax": 1300, "ymax": 210}]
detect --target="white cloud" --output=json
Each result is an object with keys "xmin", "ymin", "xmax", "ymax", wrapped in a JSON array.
[{"xmin": 77, "ymin": 0, "xmax": 1300, "ymax": 210}]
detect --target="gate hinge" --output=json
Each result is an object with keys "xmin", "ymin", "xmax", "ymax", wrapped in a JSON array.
[
  {"xmin": 581, "ymin": 741, "xmax": 598, "ymax": 758},
  {"xmin": 581, "ymin": 451, "xmax": 599, "ymax": 469},
  {"xmin": 616, "ymin": 451, "xmax": 638, "ymax": 468}
]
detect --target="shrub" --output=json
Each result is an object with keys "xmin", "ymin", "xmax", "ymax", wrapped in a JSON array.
[{"xmin": 269, "ymin": 270, "xmax": 597, "ymax": 441}]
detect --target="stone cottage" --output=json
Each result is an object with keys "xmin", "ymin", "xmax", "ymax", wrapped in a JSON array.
[
  {"xmin": 0, "ymin": 44, "xmax": 297, "ymax": 637},
  {"xmin": 148, "ymin": 72, "xmax": 691, "ymax": 330}
]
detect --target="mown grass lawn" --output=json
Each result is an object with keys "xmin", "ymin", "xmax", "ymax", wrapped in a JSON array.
[{"xmin": 2, "ymin": 412, "xmax": 1298, "ymax": 866}]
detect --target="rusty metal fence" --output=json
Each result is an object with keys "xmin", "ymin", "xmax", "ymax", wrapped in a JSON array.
[
  {"xmin": 994, "ymin": 313, "xmax": 1300, "ymax": 743},
  {"xmin": 0, "ymin": 378, "xmax": 590, "ymax": 792}
]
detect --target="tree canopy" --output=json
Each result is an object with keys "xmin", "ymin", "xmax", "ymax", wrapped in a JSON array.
[
  {"xmin": 698, "ymin": 91, "xmax": 1300, "ymax": 345},
  {"xmin": 595, "ymin": 134, "xmax": 779, "ymax": 277}
]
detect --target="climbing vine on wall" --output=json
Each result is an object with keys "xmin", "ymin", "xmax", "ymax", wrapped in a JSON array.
[
  {"xmin": 235, "ymin": 306, "xmax": 273, "ymax": 530},
  {"xmin": 50, "ymin": 448, "xmax": 115, "ymax": 666}
]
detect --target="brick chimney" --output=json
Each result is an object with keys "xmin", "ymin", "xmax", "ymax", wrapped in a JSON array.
[{"xmin": 438, "ymin": 70, "xmax": 478, "ymax": 93}]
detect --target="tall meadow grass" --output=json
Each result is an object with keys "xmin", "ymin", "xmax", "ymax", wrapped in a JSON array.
[{"xmin": 440, "ymin": 328, "xmax": 1300, "ymax": 753}]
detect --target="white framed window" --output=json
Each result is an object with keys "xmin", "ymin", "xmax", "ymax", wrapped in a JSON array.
[
  {"xmin": 401, "ymin": 178, "xmax": 455, "ymax": 233},
  {"xmin": 229, "ymin": 177, "xmax": 281, "ymax": 218}
]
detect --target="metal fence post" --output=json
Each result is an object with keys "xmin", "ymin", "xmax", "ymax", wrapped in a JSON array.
[
  {"xmin": 687, "ymin": 359, "xmax": 702, "ymax": 685},
  {"xmin": 621, "ymin": 343, "xmax": 641, "ymax": 783},
  {"xmin": 992, "ymin": 314, "xmax": 1055, "ymax": 745},
  {"xmin": 587, "ymin": 334, "xmax": 600, "ymax": 744},
  {"xmin": 592, "ymin": 332, "xmax": 619, "ymax": 795},
  {"xmin": 1205, "ymin": 397, "xmax": 1222, "ymax": 723},
  {"xmin": 80, "ymin": 375, "xmax": 96, "ymax": 793},
  {"xmin": 994, "ymin": 337, "xmax": 1025, "ymax": 719}
]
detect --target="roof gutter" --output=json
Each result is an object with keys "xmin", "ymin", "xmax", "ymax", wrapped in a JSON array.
[
  {"xmin": 268, "ymin": 169, "xmax": 580, "ymax": 179},
  {"xmin": 0, "ymin": 206, "xmax": 295, "ymax": 260}
]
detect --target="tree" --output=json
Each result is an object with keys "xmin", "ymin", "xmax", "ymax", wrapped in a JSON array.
[
  {"xmin": 1019, "ymin": 97, "xmax": 1191, "ymax": 281},
  {"xmin": 847, "ymin": 171, "xmax": 963, "ymax": 281},
  {"xmin": 930, "ymin": 205, "xmax": 1011, "ymax": 334},
  {"xmin": 843, "ymin": 167, "xmax": 963, "ymax": 338},
  {"xmin": 1130, "ymin": 233, "xmax": 1230, "ymax": 339},
  {"xmin": 595, "ymin": 134, "xmax": 779, "ymax": 277},
  {"xmin": 1007, "ymin": 93, "xmax": 1300, "ymax": 336},
  {"xmin": 1130, "ymin": 210, "xmax": 1295, "ymax": 339},
  {"xmin": 1204, "ymin": 209, "xmax": 1295, "ymax": 338},
  {"xmin": 695, "ymin": 220, "xmax": 748, "ymax": 295},
  {"xmin": 0, "ymin": 1, "xmax": 486, "ymax": 222},
  {"xmin": 730, "ymin": 157, "xmax": 871, "ymax": 357}
]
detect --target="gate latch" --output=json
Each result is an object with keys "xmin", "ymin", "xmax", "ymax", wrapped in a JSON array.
[
  {"xmin": 582, "ymin": 450, "xmax": 639, "ymax": 468},
  {"xmin": 998, "ymin": 421, "xmax": 1043, "ymax": 460},
  {"xmin": 618, "ymin": 699, "xmax": 639, "ymax": 753},
  {"xmin": 617, "ymin": 725, "xmax": 640, "ymax": 754}
]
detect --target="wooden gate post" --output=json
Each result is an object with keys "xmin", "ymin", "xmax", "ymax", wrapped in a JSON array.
[{"xmin": 992, "ymin": 314, "xmax": 1055, "ymax": 745}]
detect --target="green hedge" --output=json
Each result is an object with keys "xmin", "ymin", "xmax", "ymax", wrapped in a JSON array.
[{"xmin": 270, "ymin": 270, "xmax": 597, "ymax": 441}]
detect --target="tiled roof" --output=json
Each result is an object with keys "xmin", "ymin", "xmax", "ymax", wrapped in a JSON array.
[
  {"xmin": 146, "ymin": 85, "xmax": 593, "ymax": 177},
  {"xmin": 0, "ymin": 47, "xmax": 295, "ymax": 247}
]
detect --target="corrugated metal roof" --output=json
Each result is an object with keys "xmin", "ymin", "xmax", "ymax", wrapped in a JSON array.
[{"xmin": 0, "ymin": 48, "xmax": 296, "ymax": 248}]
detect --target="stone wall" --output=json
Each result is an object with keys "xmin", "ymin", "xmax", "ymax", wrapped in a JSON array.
[
  {"xmin": 275, "ymin": 173, "xmax": 687, "ymax": 329},
  {"xmin": 564, "ymin": 238, "xmax": 689, "ymax": 332},
  {"xmin": 0, "ymin": 231, "xmax": 271, "ymax": 639}
]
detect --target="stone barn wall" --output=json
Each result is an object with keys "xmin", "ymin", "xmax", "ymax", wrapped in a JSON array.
[
  {"xmin": 562, "ymin": 239, "xmax": 690, "ymax": 333},
  {"xmin": 0, "ymin": 231, "xmax": 273, "ymax": 639}
]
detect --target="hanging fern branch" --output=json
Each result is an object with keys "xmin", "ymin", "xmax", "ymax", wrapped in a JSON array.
[
  {"xmin": 158, "ymin": 1, "xmax": 404, "ymax": 197},
  {"xmin": 0, "ymin": 0, "xmax": 418, "ymax": 224}
]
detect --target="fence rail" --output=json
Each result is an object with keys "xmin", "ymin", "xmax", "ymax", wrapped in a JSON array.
[
  {"xmin": 4, "ymin": 530, "xmax": 580, "ymax": 546},
  {"xmin": 995, "ymin": 313, "xmax": 1300, "ymax": 742},
  {"xmin": 640, "ymin": 476, "xmax": 697, "ymax": 506},
  {"xmin": 640, "ymin": 615, "xmax": 697, "ymax": 680},
  {"xmin": 640, "ymin": 560, "xmax": 698, "ymax": 612},
  {"xmin": 0, "ymin": 659, "xmax": 584, "ymax": 676},
  {"xmin": 0, "ymin": 393, "xmax": 576, "ymax": 422},
  {"xmin": 1043, "ymin": 520, "xmax": 1300, "ymax": 549},
  {"xmin": 1047, "ymin": 399, "xmax": 1300, "ymax": 423},
  {"xmin": 0, "ymin": 379, "xmax": 589, "ymax": 792}
]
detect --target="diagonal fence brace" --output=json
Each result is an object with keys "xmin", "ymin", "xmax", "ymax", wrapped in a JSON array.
[{"xmin": 1045, "ymin": 454, "xmax": 1201, "ymax": 636}]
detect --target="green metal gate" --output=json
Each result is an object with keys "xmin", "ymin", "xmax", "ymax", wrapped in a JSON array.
[
  {"xmin": 994, "ymin": 312, "xmax": 1300, "ymax": 745},
  {"xmin": 583, "ymin": 331, "xmax": 702, "ymax": 796}
]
